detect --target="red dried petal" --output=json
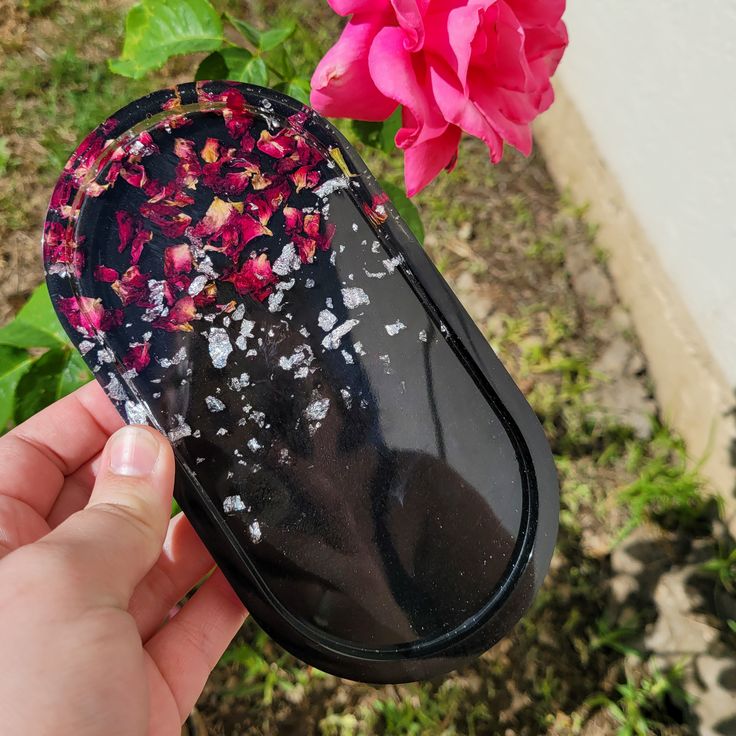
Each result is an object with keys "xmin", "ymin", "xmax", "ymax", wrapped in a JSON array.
[
  {"xmin": 140, "ymin": 202, "xmax": 192, "ymax": 238},
  {"xmin": 112, "ymin": 265, "xmax": 150, "ymax": 307},
  {"xmin": 257, "ymin": 129, "xmax": 297, "ymax": 159},
  {"xmin": 224, "ymin": 253, "xmax": 277, "ymax": 301},
  {"xmin": 58, "ymin": 296, "xmax": 120, "ymax": 336},
  {"xmin": 93, "ymin": 265, "xmax": 119, "ymax": 283},
  {"xmin": 123, "ymin": 342, "xmax": 151, "ymax": 373},
  {"xmin": 153, "ymin": 295, "xmax": 197, "ymax": 332}
]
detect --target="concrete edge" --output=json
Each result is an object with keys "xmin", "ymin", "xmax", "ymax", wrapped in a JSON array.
[{"xmin": 534, "ymin": 83, "xmax": 736, "ymax": 523}]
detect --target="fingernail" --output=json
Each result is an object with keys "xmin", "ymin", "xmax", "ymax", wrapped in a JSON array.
[{"xmin": 108, "ymin": 426, "xmax": 160, "ymax": 477}]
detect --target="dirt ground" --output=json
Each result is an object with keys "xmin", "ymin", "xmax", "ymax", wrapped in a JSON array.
[{"xmin": 2, "ymin": 2, "xmax": 734, "ymax": 735}]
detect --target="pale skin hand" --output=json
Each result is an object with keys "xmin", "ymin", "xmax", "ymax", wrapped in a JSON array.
[{"xmin": 0, "ymin": 381, "xmax": 247, "ymax": 735}]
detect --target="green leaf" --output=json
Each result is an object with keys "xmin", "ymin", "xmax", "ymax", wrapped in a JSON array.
[
  {"xmin": 227, "ymin": 15, "xmax": 261, "ymax": 47},
  {"xmin": 380, "ymin": 180, "xmax": 425, "ymax": 244},
  {"xmin": 276, "ymin": 78, "xmax": 311, "ymax": 105},
  {"xmin": 196, "ymin": 47, "xmax": 257, "ymax": 82},
  {"xmin": 267, "ymin": 44, "xmax": 296, "ymax": 80},
  {"xmin": 14, "ymin": 347, "xmax": 73, "ymax": 424},
  {"xmin": 379, "ymin": 107, "xmax": 402, "ymax": 153},
  {"xmin": 59, "ymin": 349, "xmax": 92, "ymax": 397},
  {"xmin": 195, "ymin": 51, "xmax": 229, "ymax": 81},
  {"xmin": 351, "ymin": 107, "xmax": 402, "ymax": 153},
  {"xmin": 351, "ymin": 120, "xmax": 384, "ymax": 149},
  {"xmin": 109, "ymin": 0, "xmax": 224, "ymax": 79},
  {"xmin": 239, "ymin": 56, "xmax": 268, "ymax": 86},
  {"xmin": 228, "ymin": 15, "xmax": 294, "ymax": 52},
  {"xmin": 259, "ymin": 23, "xmax": 295, "ymax": 52},
  {"xmin": 0, "ymin": 346, "xmax": 35, "ymax": 430},
  {"xmin": 0, "ymin": 284, "xmax": 68, "ymax": 349}
]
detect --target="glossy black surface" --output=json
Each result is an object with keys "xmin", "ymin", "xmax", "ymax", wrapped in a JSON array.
[{"xmin": 44, "ymin": 82, "xmax": 559, "ymax": 683}]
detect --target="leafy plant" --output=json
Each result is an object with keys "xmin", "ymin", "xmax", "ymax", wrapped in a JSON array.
[
  {"xmin": 702, "ymin": 544, "xmax": 736, "ymax": 594},
  {"xmin": 615, "ymin": 426, "xmax": 712, "ymax": 540},
  {"xmin": 108, "ymin": 0, "xmax": 424, "ymax": 241},
  {"xmin": 0, "ymin": 285, "xmax": 90, "ymax": 432},
  {"xmin": 586, "ymin": 661, "xmax": 690, "ymax": 736}
]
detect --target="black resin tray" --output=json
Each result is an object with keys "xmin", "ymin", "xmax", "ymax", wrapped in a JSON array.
[{"xmin": 43, "ymin": 81, "xmax": 558, "ymax": 684}]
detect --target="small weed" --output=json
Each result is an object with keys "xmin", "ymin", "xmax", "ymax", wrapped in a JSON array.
[
  {"xmin": 702, "ymin": 544, "xmax": 736, "ymax": 594},
  {"xmin": 587, "ymin": 660, "xmax": 690, "ymax": 736},
  {"xmin": 220, "ymin": 621, "xmax": 326, "ymax": 706},
  {"xmin": 615, "ymin": 426, "xmax": 711, "ymax": 540},
  {"xmin": 0, "ymin": 138, "xmax": 11, "ymax": 175}
]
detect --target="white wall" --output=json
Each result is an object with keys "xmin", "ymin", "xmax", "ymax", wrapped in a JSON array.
[{"xmin": 558, "ymin": 0, "xmax": 736, "ymax": 386}]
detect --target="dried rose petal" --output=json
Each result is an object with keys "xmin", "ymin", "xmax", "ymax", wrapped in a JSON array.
[
  {"xmin": 224, "ymin": 253, "xmax": 277, "ymax": 301},
  {"xmin": 201, "ymin": 138, "xmax": 221, "ymax": 163},
  {"xmin": 93, "ymin": 265, "xmax": 119, "ymax": 283},
  {"xmin": 247, "ymin": 179, "xmax": 292, "ymax": 225},
  {"xmin": 112, "ymin": 265, "xmax": 150, "ymax": 307},
  {"xmin": 193, "ymin": 282, "xmax": 217, "ymax": 307},
  {"xmin": 164, "ymin": 244, "xmax": 193, "ymax": 276},
  {"xmin": 123, "ymin": 341, "xmax": 151, "ymax": 373},
  {"xmin": 58, "ymin": 296, "xmax": 121, "ymax": 336},
  {"xmin": 257, "ymin": 129, "xmax": 296, "ymax": 159},
  {"xmin": 289, "ymin": 165, "xmax": 321, "ymax": 192},
  {"xmin": 116, "ymin": 210, "xmax": 152, "ymax": 263},
  {"xmin": 140, "ymin": 202, "xmax": 192, "ymax": 238},
  {"xmin": 153, "ymin": 295, "xmax": 197, "ymax": 332}
]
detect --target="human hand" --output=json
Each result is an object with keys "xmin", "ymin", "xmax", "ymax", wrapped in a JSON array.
[{"xmin": 0, "ymin": 381, "xmax": 247, "ymax": 735}]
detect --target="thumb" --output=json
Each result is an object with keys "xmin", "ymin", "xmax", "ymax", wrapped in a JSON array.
[{"xmin": 40, "ymin": 424, "xmax": 176, "ymax": 609}]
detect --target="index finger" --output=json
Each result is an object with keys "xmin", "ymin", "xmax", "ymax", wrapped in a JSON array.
[{"xmin": 0, "ymin": 380, "xmax": 123, "ymax": 518}]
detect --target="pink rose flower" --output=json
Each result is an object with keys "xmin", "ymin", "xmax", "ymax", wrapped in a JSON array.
[{"xmin": 311, "ymin": 0, "xmax": 567, "ymax": 196}]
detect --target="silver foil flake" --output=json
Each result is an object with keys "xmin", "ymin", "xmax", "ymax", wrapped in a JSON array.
[
  {"xmin": 230, "ymin": 372, "xmax": 250, "ymax": 391},
  {"xmin": 158, "ymin": 346, "xmax": 187, "ymax": 368},
  {"xmin": 341, "ymin": 287, "xmax": 370, "ymax": 309},
  {"xmin": 305, "ymin": 278, "xmax": 315, "ymax": 289},
  {"xmin": 279, "ymin": 344, "xmax": 311, "ymax": 371},
  {"xmin": 188, "ymin": 274, "xmax": 208, "ymax": 296},
  {"xmin": 105, "ymin": 374, "xmax": 127, "ymax": 402},
  {"xmin": 272, "ymin": 242, "xmax": 301, "ymax": 276},
  {"xmin": 247, "ymin": 438, "xmax": 262, "ymax": 452},
  {"xmin": 305, "ymin": 397, "xmax": 330, "ymax": 422},
  {"xmin": 268, "ymin": 290, "xmax": 284, "ymax": 313},
  {"xmin": 418, "ymin": 329, "xmax": 428, "ymax": 342},
  {"xmin": 141, "ymin": 279, "xmax": 168, "ymax": 322},
  {"xmin": 325, "ymin": 297, "xmax": 333, "ymax": 309},
  {"xmin": 299, "ymin": 327, "xmax": 310, "ymax": 338},
  {"xmin": 278, "ymin": 448, "xmax": 291, "ymax": 465},
  {"xmin": 236, "ymin": 319, "xmax": 255, "ymax": 351},
  {"xmin": 364, "ymin": 268, "xmax": 386, "ymax": 279},
  {"xmin": 330, "ymin": 251, "xmax": 336, "ymax": 265},
  {"xmin": 216, "ymin": 427, "xmax": 228, "ymax": 436},
  {"xmin": 341, "ymin": 350, "xmax": 354, "ymax": 365},
  {"xmin": 277, "ymin": 278, "xmax": 295, "ymax": 291},
  {"xmin": 294, "ymin": 366, "xmax": 309, "ymax": 379},
  {"xmin": 205, "ymin": 395, "xmax": 226, "ymax": 412},
  {"xmin": 340, "ymin": 388, "xmax": 353, "ymax": 409},
  {"xmin": 383, "ymin": 255, "xmax": 403, "ymax": 274},
  {"xmin": 371, "ymin": 240, "xmax": 381, "ymax": 253},
  {"xmin": 385, "ymin": 320, "xmax": 407, "ymax": 336},
  {"xmin": 249, "ymin": 410, "xmax": 266, "ymax": 428},
  {"xmin": 314, "ymin": 175, "xmax": 349, "ymax": 198},
  {"xmin": 168, "ymin": 415, "xmax": 192, "ymax": 442},
  {"xmin": 223, "ymin": 495, "xmax": 246, "ymax": 513},
  {"xmin": 125, "ymin": 400, "xmax": 148, "ymax": 425},
  {"xmin": 352, "ymin": 223, "xmax": 359, "ymax": 232},
  {"xmin": 321, "ymin": 319, "xmax": 359, "ymax": 350},
  {"xmin": 208, "ymin": 327, "xmax": 232, "ymax": 369},
  {"xmin": 318, "ymin": 309, "xmax": 338, "ymax": 332},
  {"xmin": 79, "ymin": 340, "xmax": 96, "ymax": 356},
  {"xmin": 354, "ymin": 341, "xmax": 366, "ymax": 356},
  {"xmin": 232, "ymin": 303, "xmax": 246, "ymax": 321},
  {"xmin": 248, "ymin": 520, "xmax": 262, "ymax": 544}
]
